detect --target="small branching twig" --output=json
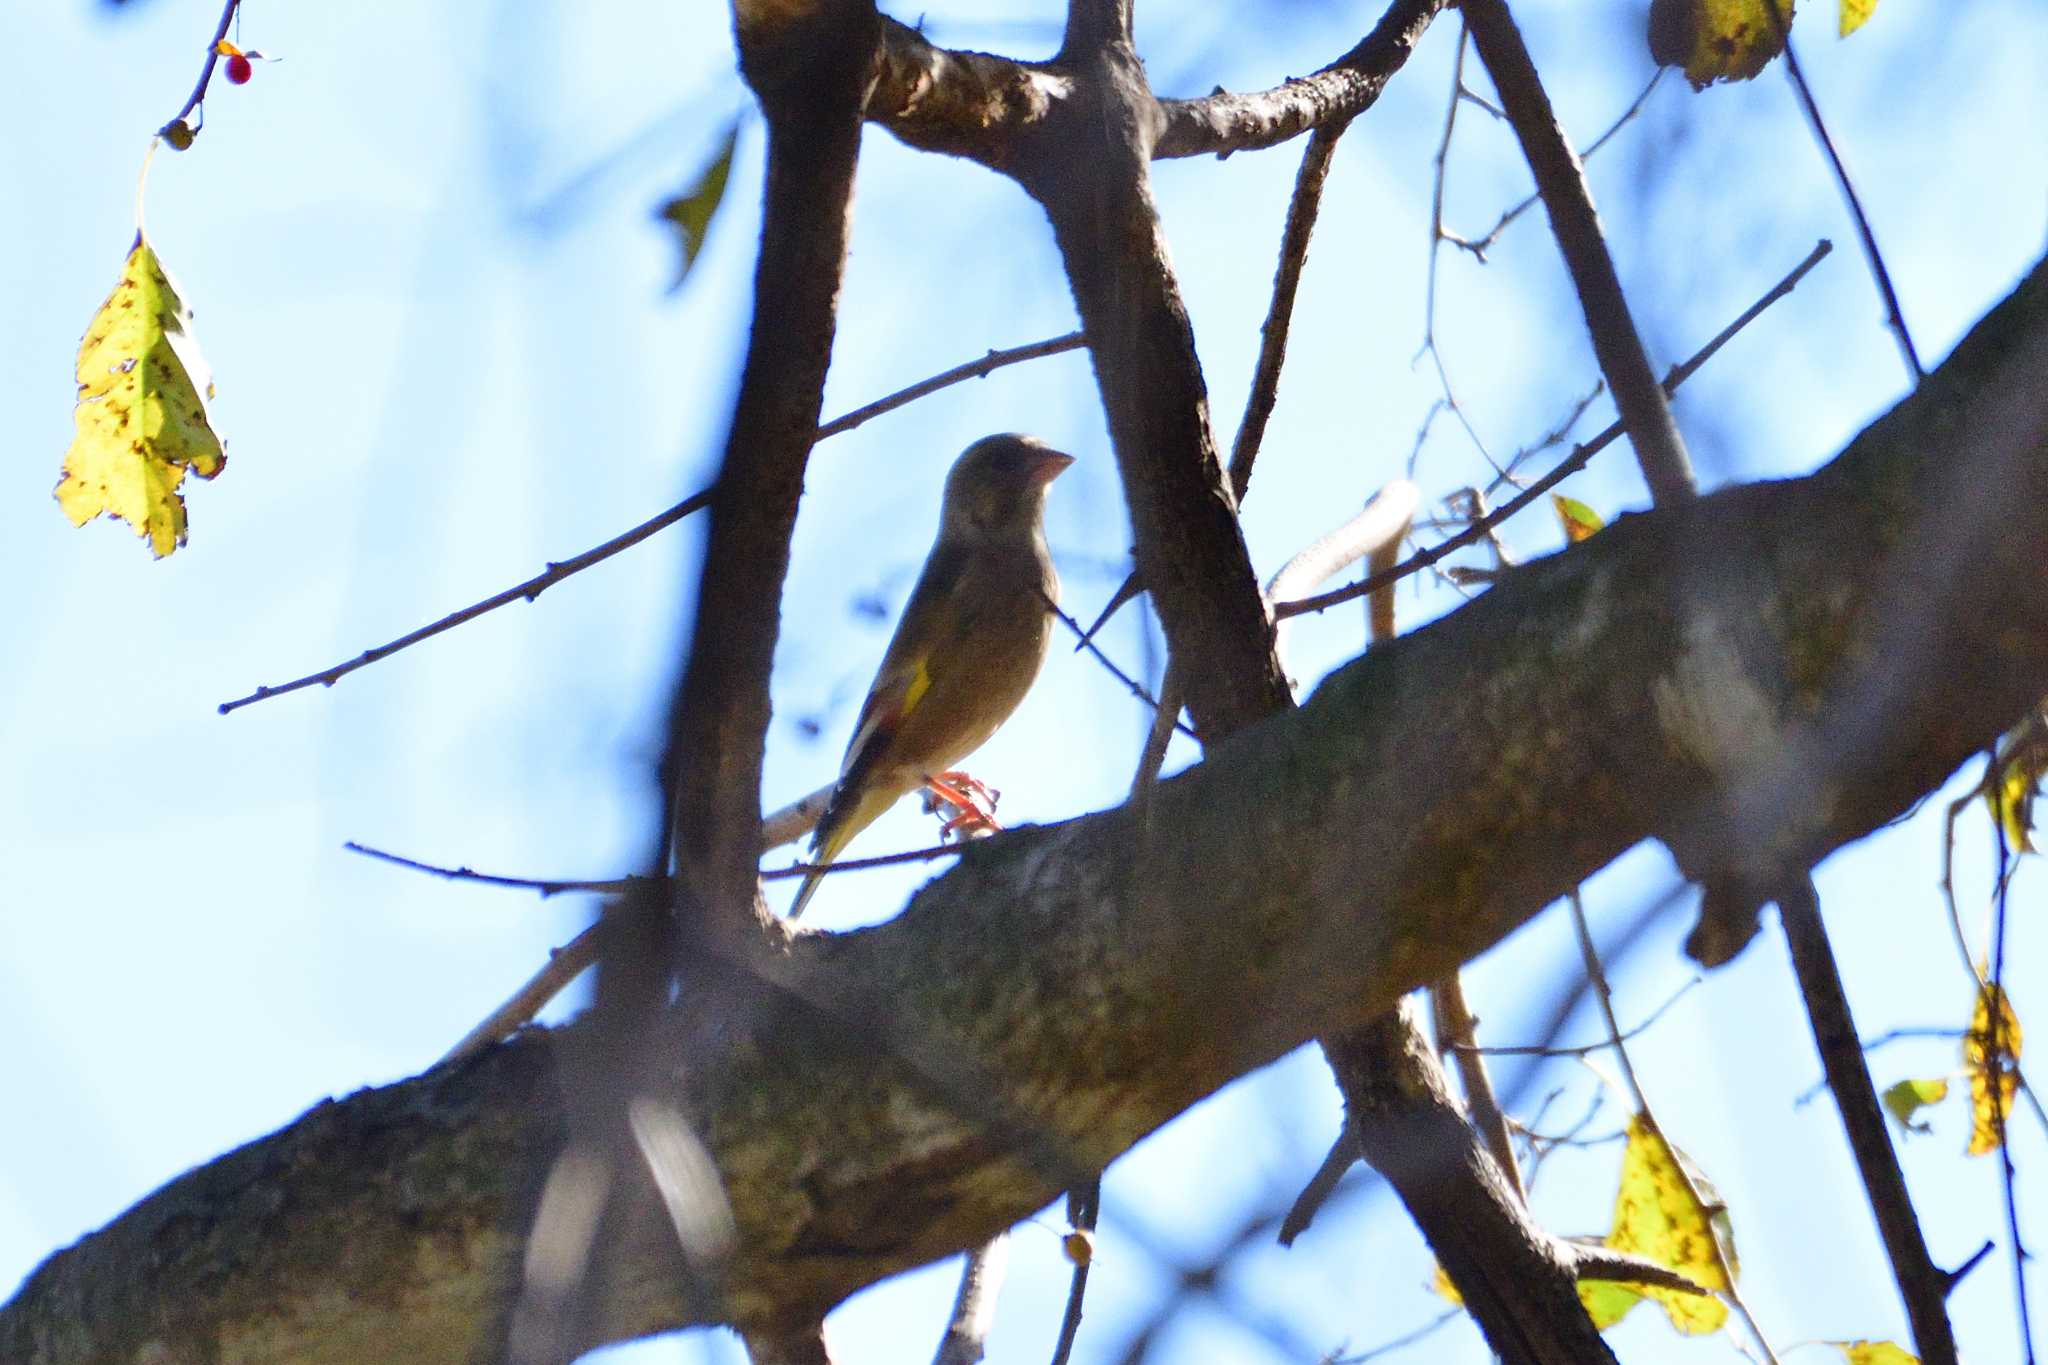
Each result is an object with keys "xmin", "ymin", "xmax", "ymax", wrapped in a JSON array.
[
  {"xmin": 1229, "ymin": 122, "xmax": 1347, "ymax": 498},
  {"xmin": 1763, "ymin": 0, "xmax": 1923, "ymax": 383},
  {"xmin": 1431, "ymin": 976, "xmax": 1525, "ymax": 1202},
  {"xmin": 219, "ymin": 333, "xmax": 1085, "ymax": 714},
  {"xmin": 1988, "ymin": 819, "xmax": 2038, "ymax": 1364},
  {"xmin": 1416, "ymin": 25, "xmax": 1503, "ymax": 475},
  {"xmin": 1452, "ymin": 71, "xmax": 1665, "ymax": 262},
  {"xmin": 1048, "ymin": 1179, "xmax": 1100, "ymax": 1365},
  {"xmin": 1042, "ymin": 590, "xmax": 1199, "ymax": 740},
  {"xmin": 1570, "ymin": 892, "xmax": 1781, "ymax": 1363},
  {"xmin": 1462, "ymin": 0, "xmax": 1695, "ymax": 505},
  {"xmin": 156, "ymin": 0, "xmax": 243, "ymax": 149},
  {"xmin": 1277, "ymin": 241, "xmax": 1831, "ymax": 620},
  {"xmin": 1463, "ymin": 976, "xmax": 1701, "ymax": 1058}
]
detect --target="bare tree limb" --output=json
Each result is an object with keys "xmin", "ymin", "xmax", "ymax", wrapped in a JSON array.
[
  {"xmin": 1330, "ymin": 1001, "xmax": 1620, "ymax": 1363},
  {"xmin": 1775, "ymin": 875, "xmax": 1959, "ymax": 1363},
  {"xmin": 1153, "ymin": 0, "xmax": 1450, "ymax": 159}
]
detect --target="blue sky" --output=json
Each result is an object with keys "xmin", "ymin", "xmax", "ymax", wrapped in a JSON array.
[{"xmin": 4, "ymin": 2, "xmax": 2045, "ymax": 1362}]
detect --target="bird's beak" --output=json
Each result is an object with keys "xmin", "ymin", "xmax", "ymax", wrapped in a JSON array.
[{"xmin": 1029, "ymin": 450, "xmax": 1075, "ymax": 486}]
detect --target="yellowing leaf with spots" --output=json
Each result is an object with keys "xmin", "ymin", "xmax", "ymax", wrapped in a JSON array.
[
  {"xmin": 1838, "ymin": 0, "xmax": 1879, "ymax": 36},
  {"xmin": 55, "ymin": 234, "xmax": 226, "ymax": 557},
  {"xmin": 1881, "ymin": 1077, "xmax": 1949, "ymax": 1134},
  {"xmin": 1578, "ymin": 1115, "xmax": 1731, "ymax": 1333},
  {"xmin": 1985, "ymin": 713, "xmax": 2047, "ymax": 854},
  {"xmin": 1552, "ymin": 494, "xmax": 1605, "ymax": 544},
  {"xmin": 1648, "ymin": 0, "xmax": 1794, "ymax": 89},
  {"xmin": 1965, "ymin": 983, "xmax": 2021, "ymax": 1156},
  {"xmin": 1576, "ymin": 1249, "xmax": 1645, "ymax": 1330},
  {"xmin": 1835, "ymin": 1342, "xmax": 1919, "ymax": 1365}
]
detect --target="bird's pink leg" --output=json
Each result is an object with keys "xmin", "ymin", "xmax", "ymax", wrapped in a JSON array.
[{"xmin": 925, "ymin": 771, "xmax": 1002, "ymax": 838}]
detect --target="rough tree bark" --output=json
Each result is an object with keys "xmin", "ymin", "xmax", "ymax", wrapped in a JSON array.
[{"xmin": 6, "ymin": 255, "xmax": 2046, "ymax": 1363}]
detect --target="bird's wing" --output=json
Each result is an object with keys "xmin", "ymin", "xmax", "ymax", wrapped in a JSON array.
[{"xmin": 834, "ymin": 542, "xmax": 971, "ymax": 799}]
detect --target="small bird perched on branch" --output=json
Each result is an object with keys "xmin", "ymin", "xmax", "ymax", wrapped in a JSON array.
[{"xmin": 788, "ymin": 433, "xmax": 1073, "ymax": 920}]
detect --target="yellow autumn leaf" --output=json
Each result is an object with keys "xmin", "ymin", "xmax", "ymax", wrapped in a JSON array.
[
  {"xmin": 1965, "ymin": 983, "xmax": 2022, "ymax": 1156},
  {"xmin": 1880, "ymin": 1077, "xmax": 1949, "ymax": 1134},
  {"xmin": 1834, "ymin": 1341, "xmax": 1919, "ymax": 1365},
  {"xmin": 1985, "ymin": 713, "xmax": 2047, "ymax": 854},
  {"xmin": 55, "ymin": 234, "xmax": 227, "ymax": 557},
  {"xmin": 1838, "ymin": 0, "xmax": 1878, "ymax": 36},
  {"xmin": 1576, "ymin": 1251, "xmax": 1645, "ymax": 1329},
  {"xmin": 1430, "ymin": 1261, "xmax": 1463, "ymax": 1305},
  {"xmin": 1552, "ymin": 494, "xmax": 1606, "ymax": 544},
  {"xmin": 1578, "ymin": 1115, "xmax": 1731, "ymax": 1334},
  {"xmin": 1648, "ymin": 0, "xmax": 1794, "ymax": 90}
]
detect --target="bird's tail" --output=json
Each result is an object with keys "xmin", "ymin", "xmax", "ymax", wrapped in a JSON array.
[{"xmin": 786, "ymin": 784, "xmax": 892, "ymax": 920}]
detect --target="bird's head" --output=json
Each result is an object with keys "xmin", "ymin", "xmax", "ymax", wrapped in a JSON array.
[{"xmin": 940, "ymin": 433, "xmax": 1074, "ymax": 542}]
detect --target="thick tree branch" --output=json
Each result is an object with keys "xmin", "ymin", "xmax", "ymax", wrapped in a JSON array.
[
  {"xmin": 1154, "ymin": 0, "xmax": 1450, "ymax": 159},
  {"xmin": 1013, "ymin": 37, "xmax": 1293, "ymax": 737},
  {"xmin": 8, "ymin": 257, "xmax": 2047, "ymax": 1365},
  {"xmin": 1331, "ymin": 1003, "xmax": 1620, "ymax": 1363},
  {"xmin": 868, "ymin": 18, "xmax": 1067, "ymax": 169},
  {"xmin": 865, "ymin": 0, "xmax": 1447, "ymax": 167},
  {"xmin": 672, "ymin": 0, "xmax": 880, "ymax": 940}
]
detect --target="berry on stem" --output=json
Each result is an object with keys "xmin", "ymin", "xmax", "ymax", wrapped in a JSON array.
[{"xmin": 224, "ymin": 53, "xmax": 253, "ymax": 85}]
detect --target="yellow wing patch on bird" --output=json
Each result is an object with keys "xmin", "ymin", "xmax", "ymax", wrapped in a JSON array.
[{"xmin": 903, "ymin": 657, "xmax": 933, "ymax": 716}]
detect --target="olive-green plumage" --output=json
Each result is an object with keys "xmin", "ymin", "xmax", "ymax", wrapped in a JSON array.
[{"xmin": 788, "ymin": 434, "xmax": 1072, "ymax": 919}]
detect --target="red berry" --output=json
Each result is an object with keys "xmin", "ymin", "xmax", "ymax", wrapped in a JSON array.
[{"xmin": 225, "ymin": 53, "xmax": 253, "ymax": 85}]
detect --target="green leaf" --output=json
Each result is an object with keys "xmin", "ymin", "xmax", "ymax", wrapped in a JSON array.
[
  {"xmin": 1552, "ymin": 494, "xmax": 1606, "ymax": 544},
  {"xmin": 656, "ymin": 120, "xmax": 740, "ymax": 293},
  {"xmin": 55, "ymin": 233, "xmax": 227, "ymax": 558},
  {"xmin": 1880, "ymin": 1077, "xmax": 1949, "ymax": 1134}
]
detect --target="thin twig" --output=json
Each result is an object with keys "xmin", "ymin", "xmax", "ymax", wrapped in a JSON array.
[
  {"xmin": 441, "ymin": 921, "xmax": 604, "ymax": 1065},
  {"xmin": 1229, "ymin": 122, "xmax": 1347, "ymax": 498},
  {"xmin": 348, "ymin": 836, "xmax": 966, "ymax": 895},
  {"xmin": 346, "ymin": 841, "xmax": 648, "ymax": 896},
  {"xmin": 1777, "ymin": 875, "xmax": 1959, "ymax": 1364},
  {"xmin": 1570, "ymin": 892, "xmax": 1781, "ymax": 1364},
  {"xmin": 1763, "ymin": 0, "xmax": 1923, "ymax": 382},
  {"xmin": 932, "ymin": 1235, "xmax": 1010, "ymax": 1365},
  {"xmin": 1416, "ymin": 25, "xmax": 1504, "ymax": 474},
  {"xmin": 1462, "ymin": 0, "xmax": 1696, "ymax": 504},
  {"xmin": 218, "ymin": 332, "xmax": 1085, "ymax": 714},
  {"xmin": 156, "ymin": 0, "xmax": 243, "ymax": 146},
  {"xmin": 1041, "ymin": 590, "xmax": 1200, "ymax": 740},
  {"xmin": 1463, "ymin": 975, "xmax": 1702, "ymax": 1058},
  {"xmin": 1326, "ymin": 1307, "xmax": 1463, "ymax": 1363},
  {"xmin": 1277, "ymin": 1129, "xmax": 1358, "ymax": 1247},
  {"xmin": 1988, "ymin": 816, "xmax": 2038, "ymax": 1364},
  {"xmin": 1266, "ymin": 483, "xmax": 1419, "ymax": 684},
  {"xmin": 1049, "ymin": 1179, "xmax": 1100, "ymax": 1365},
  {"xmin": 1432, "ymin": 976, "xmax": 1525, "ymax": 1202},
  {"xmin": 1455, "ymin": 71, "xmax": 1665, "ymax": 261},
  {"xmin": 1276, "ymin": 240, "xmax": 1832, "ymax": 619}
]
